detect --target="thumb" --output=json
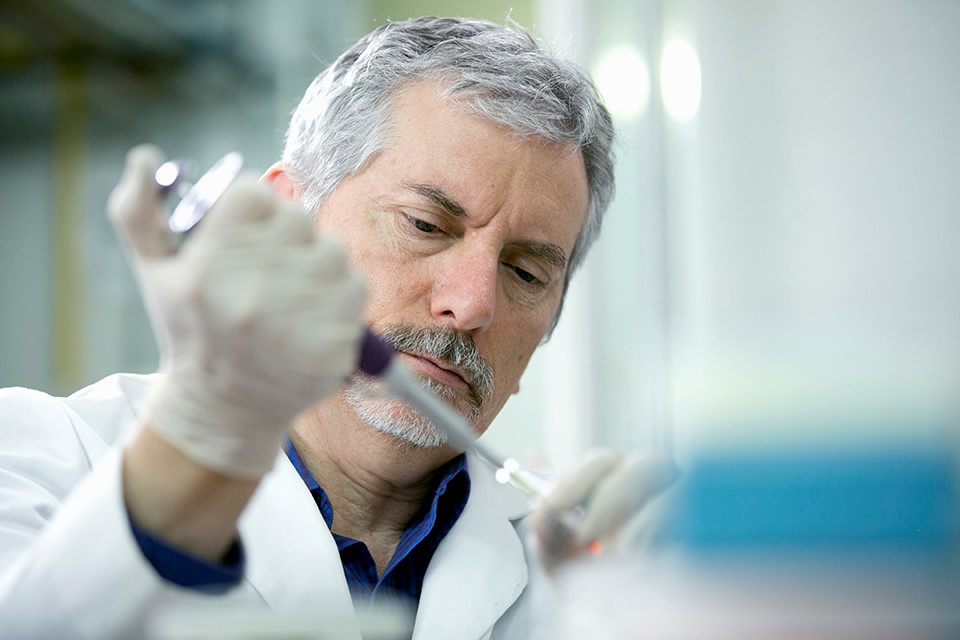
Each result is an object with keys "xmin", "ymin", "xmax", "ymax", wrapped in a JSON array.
[
  {"xmin": 543, "ymin": 449, "xmax": 623, "ymax": 511},
  {"xmin": 107, "ymin": 144, "xmax": 172, "ymax": 260},
  {"xmin": 575, "ymin": 452, "xmax": 678, "ymax": 545}
]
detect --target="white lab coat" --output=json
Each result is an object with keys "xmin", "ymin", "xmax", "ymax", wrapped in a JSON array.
[{"xmin": 0, "ymin": 374, "xmax": 553, "ymax": 639}]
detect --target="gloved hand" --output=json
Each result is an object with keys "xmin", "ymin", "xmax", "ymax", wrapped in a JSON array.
[
  {"xmin": 108, "ymin": 145, "xmax": 366, "ymax": 480},
  {"xmin": 527, "ymin": 450, "xmax": 678, "ymax": 572}
]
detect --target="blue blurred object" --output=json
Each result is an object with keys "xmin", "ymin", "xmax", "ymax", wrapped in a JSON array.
[{"xmin": 671, "ymin": 447, "xmax": 960, "ymax": 552}]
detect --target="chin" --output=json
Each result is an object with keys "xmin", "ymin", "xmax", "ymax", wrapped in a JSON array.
[
  {"xmin": 342, "ymin": 385, "xmax": 443, "ymax": 449},
  {"xmin": 343, "ymin": 369, "xmax": 485, "ymax": 450}
]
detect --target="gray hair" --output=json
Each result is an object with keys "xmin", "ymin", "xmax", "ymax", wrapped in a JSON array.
[{"xmin": 282, "ymin": 16, "xmax": 615, "ymax": 334}]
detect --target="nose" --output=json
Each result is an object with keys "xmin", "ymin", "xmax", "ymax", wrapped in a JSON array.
[{"xmin": 430, "ymin": 249, "xmax": 497, "ymax": 333}]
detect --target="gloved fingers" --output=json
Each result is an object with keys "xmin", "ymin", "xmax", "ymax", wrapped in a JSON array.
[
  {"xmin": 107, "ymin": 144, "xmax": 172, "ymax": 260},
  {"xmin": 199, "ymin": 174, "xmax": 278, "ymax": 232},
  {"xmin": 265, "ymin": 237, "xmax": 362, "ymax": 299},
  {"xmin": 525, "ymin": 504, "xmax": 580, "ymax": 574},
  {"xmin": 257, "ymin": 264, "xmax": 367, "ymax": 323},
  {"xmin": 194, "ymin": 247, "xmax": 366, "ymax": 370},
  {"xmin": 260, "ymin": 199, "xmax": 316, "ymax": 246},
  {"xmin": 321, "ymin": 268, "xmax": 367, "ymax": 321},
  {"xmin": 190, "ymin": 183, "xmax": 322, "ymax": 259},
  {"xmin": 542, "ymin": 449, "xmax": 623, "ymax": 511},
  {"xmin": 110, "ymin": 149, "xmax": 373, "ymax": 481},
  {"xmin": 279, "ymin": 323, "xmax": 367, "ymax": 385},
  {"xmin": 615, "ymin": 481, "xmax": 682, "ymax": 552},
  {"xmin": 308, "ymin": 234, "xmax": 353, "ymax": 278},
  {"xmin": 574, "ymin": 452, "xmax": 677, "ymax": 545}
]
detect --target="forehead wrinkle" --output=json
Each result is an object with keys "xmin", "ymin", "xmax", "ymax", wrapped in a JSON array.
[{"xmin": 403, "ymin": 181, "xmax": 467, "ymax": 217}]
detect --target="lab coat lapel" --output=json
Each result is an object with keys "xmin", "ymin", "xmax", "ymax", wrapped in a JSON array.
[
  {"xmin": 239, "ymin": 453, "xmax": 356, "ymax": 617},
  {"xmin": 413, "ymin": 454, "xmax": 532, "ymax": 640}
]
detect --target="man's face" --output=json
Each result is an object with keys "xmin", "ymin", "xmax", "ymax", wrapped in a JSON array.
[{"xmin": 316, "ymin": 81, "xmax": 589, "ymax": 443}]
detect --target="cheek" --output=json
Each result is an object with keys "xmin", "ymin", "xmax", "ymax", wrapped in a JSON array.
[
  {"xmin": 315, "ymin": 202, "xmax": 416, "ymax": 319},
  {"xmin": 358, "ymin": 256, "xmax": 437, "ymax": 328},
  {"xmin": 487, "ymin": 297, "xmax": 558, "ymax": 393},
  {"xmin": 489, "ymin": 326, "xmax": 542, "ymax": 391}
]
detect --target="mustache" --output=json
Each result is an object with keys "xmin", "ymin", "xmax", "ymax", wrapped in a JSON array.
[{"xmin": 378, "ymin": 325, "xmax": 495, "ymax": 408}]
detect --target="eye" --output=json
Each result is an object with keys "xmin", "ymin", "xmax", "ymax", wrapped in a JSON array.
[
  {"xmin": 404, "ymin": 214, "xmax": 442, "ymax": 234},
  {"xmin": 509, "ymin": 265, "xmax": 545, "ymax": 287}
]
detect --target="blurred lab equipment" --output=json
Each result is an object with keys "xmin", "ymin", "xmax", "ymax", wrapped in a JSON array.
[{"xmin": 552, "ymin": 445, "xmax": 960, "ymax": 639}]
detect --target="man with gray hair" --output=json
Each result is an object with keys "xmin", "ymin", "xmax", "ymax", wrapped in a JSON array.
[{"xmin": 0, "ymin": 16, "xmax": 671, "ymax": 639}]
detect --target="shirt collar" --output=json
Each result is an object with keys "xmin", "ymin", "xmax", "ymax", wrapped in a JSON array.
[{"xmin": 282, "ymin": 437, "xmax": 469, "ymax": 529}]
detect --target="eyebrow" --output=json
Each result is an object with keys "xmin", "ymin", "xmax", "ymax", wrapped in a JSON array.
[
  {"xmin": 403, "ymin": 181, "xmax": 569, "ymax": 272},
  {"xmin": 404, "ymin": 182, "xmax": 467, "ymax": 217},
  {"xmin": 520, "ymin": 241, "xmax": 568, "ymax": 272}
]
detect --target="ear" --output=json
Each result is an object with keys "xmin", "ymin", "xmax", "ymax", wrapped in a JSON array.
[{"xmin": 262, "ymin": 163, "xmax": 298, "ymax": 201}]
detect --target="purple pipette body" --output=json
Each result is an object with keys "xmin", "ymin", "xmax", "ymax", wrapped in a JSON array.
[{"xmin": 356, "ymin": 330, "xmax": 394, "ymax": 377}]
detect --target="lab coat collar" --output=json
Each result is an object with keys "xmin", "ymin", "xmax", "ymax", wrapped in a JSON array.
[
  {"xmin": 412, "ymin": 452, "xmax": 533, "ymax": 640},
  {"xmin": 240, "ymin": 450, "xmax": 533, "ymax": 640},
  {"xmin": 239, "ymin": 453, "xmax": 357, "ymax": 617}
]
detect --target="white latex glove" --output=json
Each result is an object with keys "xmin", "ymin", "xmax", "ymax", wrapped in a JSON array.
[
  {"xmin": 527, "ymin": 450, "xmax": 678, "ymax": 572},
  {"xmin": 108, "ymin": 145, "xmax": 366, "ymax": 479}
]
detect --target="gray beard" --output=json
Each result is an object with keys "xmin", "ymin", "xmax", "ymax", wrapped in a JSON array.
[
  {"xmin": 343, "ymin": 372, "xmax": 476, "ymax": 448},
  {"xmin": 344, "ymin": 324, "xmax": 494, "ymax": 448}
]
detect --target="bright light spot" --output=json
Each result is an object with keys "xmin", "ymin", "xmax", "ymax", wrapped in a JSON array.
[
  {"xmin": 495, "ymin": 468, "xmax": 511, "ymax": 484},
  {"xmin": 503, "ymin": 458, "xmax": 521, "ymax": 473},
  {"xmin": 154, "ymin": 161, "xmax": 180, "ymax": 188},
  {"xmin": 593, "ymin": 46, "xmax": 650, "ymax": 119},
  {"xmin": 660, "ymin": 39, "xmax": 702, "ymax": 122}
]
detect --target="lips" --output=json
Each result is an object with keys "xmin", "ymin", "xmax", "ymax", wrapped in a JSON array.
[
  {"xmin": 400, "ymin": 352, "xmax": 472, "ymax": 391},
  {"xmin": 373, "ymin": 325, "xmax": 493, "ymax": 412}
]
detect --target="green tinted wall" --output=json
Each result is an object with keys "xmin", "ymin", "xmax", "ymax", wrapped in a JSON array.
[{"xmin": 371, "ymin": 0, "xmax": 535, "ymax": 32}]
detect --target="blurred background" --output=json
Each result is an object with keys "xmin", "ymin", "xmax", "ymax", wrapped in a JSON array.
[{"xmin": 1, "ymin": 0, "xmax": 959, "ymax": 474}]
